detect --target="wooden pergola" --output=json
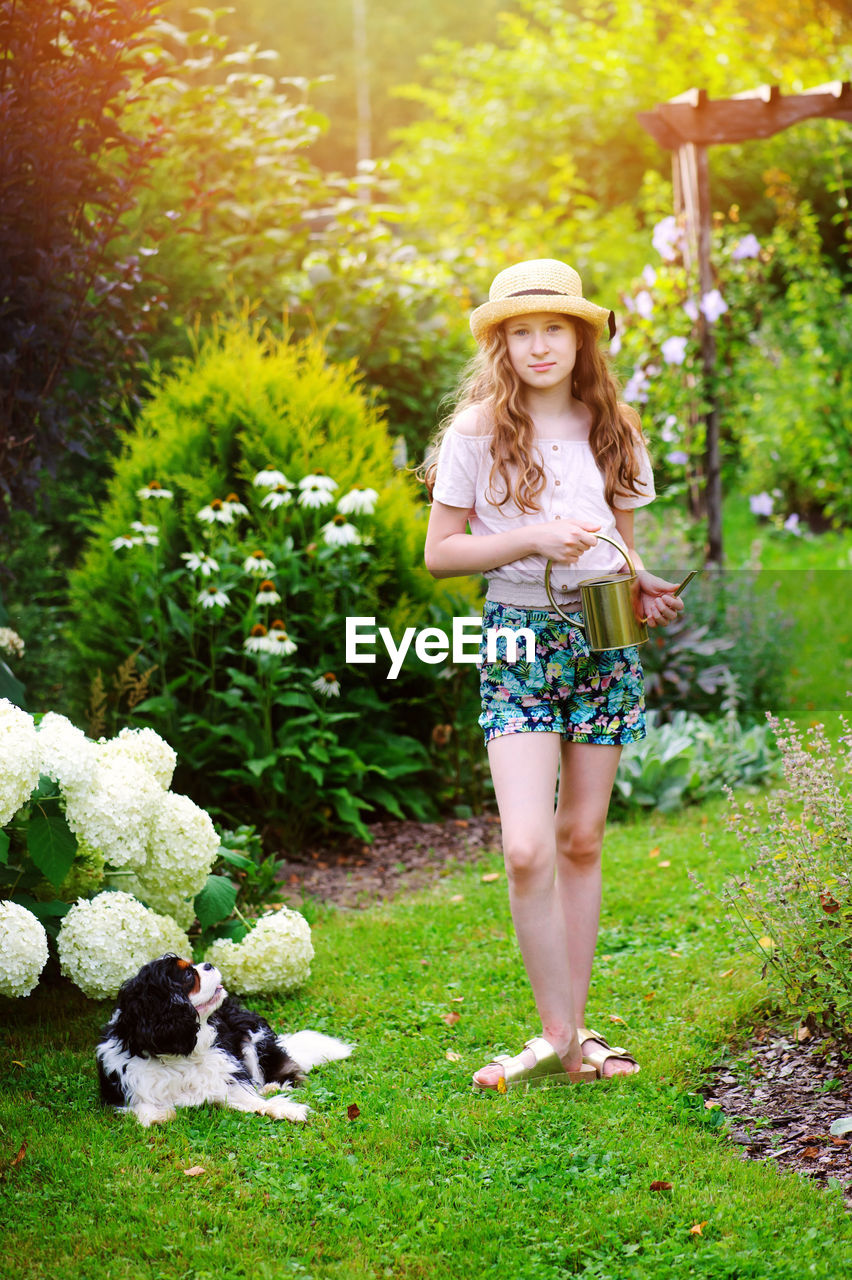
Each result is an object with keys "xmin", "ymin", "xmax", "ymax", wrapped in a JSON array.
[{"xmin": 637, "ymin": 82, "xmax": 852, "ymax": 565}]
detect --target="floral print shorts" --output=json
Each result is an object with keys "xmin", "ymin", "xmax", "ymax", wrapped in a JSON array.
[{"xmin": 478, "ymin": 600, "xmax": 646, "ymax": 746}]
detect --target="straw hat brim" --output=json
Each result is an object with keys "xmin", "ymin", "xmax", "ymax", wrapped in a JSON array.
[{"xmin": 470, "ymin": 294, "xmax": 612, "ymax": 344}]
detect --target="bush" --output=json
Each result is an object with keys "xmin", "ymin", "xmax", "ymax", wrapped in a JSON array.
[
  {"xmin": 703, "ymin": 714, "xmax": 852, "ymax": 1040},
  {"xmin": 67, "ymin": 326, "xmax": 475, "ymax": 845}
]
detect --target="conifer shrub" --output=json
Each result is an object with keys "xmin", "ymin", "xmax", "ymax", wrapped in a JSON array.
[{"xmin": 68, "ymin": 326, "xmax": 480, "ymax": 845}]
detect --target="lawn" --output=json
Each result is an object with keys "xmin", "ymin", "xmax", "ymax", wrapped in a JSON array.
[{"xmin": 2, "ymin": 500, "xmax": 851, "ymax": 1279}]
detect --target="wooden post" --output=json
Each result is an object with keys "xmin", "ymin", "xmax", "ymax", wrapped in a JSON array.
[{"xmin": 694, "ymin": 144, "xmax": 723, "ymax": 567}]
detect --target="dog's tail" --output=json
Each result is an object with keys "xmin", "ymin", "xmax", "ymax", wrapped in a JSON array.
[{"xmin": 281, "ymin": 1030, "xmax": 353, "ymax": 1074}]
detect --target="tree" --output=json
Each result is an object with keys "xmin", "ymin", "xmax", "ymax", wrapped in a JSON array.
[{"xmin": 0, "ymin": 0, "xmax": 161, "ymax": 517}]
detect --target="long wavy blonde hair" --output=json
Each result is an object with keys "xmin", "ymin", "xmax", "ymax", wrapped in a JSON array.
[{"xmin": 421, "ymin": 319, "xmax": 648, "ymax": 512}]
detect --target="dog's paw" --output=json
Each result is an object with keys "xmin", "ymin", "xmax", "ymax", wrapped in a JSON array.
[
  {"xmin": 263, "ymin": 1094, "xmax": 309, "ymax": 1123},
  {"xmin": 132, "ymin": 1104, "xmax": 177, "ymax": 1127}
]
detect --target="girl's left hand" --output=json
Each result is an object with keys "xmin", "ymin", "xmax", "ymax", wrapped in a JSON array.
[{"xmin": 635, "ymin": 570, "xmax": 685, "ymax": 628}]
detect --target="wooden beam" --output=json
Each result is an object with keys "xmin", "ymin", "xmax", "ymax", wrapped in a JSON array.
[{"xmin": 638, "ymin": 82, "xmax": 852, "ymax": 149}]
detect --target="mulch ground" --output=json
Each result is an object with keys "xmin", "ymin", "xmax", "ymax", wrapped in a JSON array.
[{"xmin": 277, "ymin": 815, "xmax": 852, "ymax": 1208}]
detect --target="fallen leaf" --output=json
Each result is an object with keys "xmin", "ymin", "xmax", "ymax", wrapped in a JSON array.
[
  {"xmin": 11, "ymin": 1061, "xmax": 25, "ymax": 1069},
  {"xmin": 658, "ymin": 860, "xmax": 671, "ymax": 868},
  {"xmin": 608, "ymin": 1014, "xmax": 627, "ymax": 1025},
  {"xmin": 648, "ymin": 847, "xmax": 660, "ymax": 858},
  {"xmin": 450, "ymin": 996, "xmax": 464, "ymax": 1003},
  {"xmin": 184, "ymin": 1165, "xmax": 205, "ymax": 1177},
  {"xmin": 442, "ymin": 1011, "xmax": 461, "ymax": 1027},
  {"xmin": 796, "ymin": 1025, "xmax": 813, "ymax": 1042},
  {"xmin": 689, "ymin": 1221, "xmax": 708, "ymax": 1236},
  {"xmin": 644, "ymin": 991, "xmax": 656, "ymax": 1001},
  {"xmin": 346, "ymin": 1103, "xmax": 361, "ymax": 1121},
  {"xmin": 757, "ymin": 936, "xmax": 775, "ymax": 951},
  {"xmin": 11, "ymin": 1143, "xmax": 26, "ymax": 1169},
  {"xmin": 830, "ymin": 1136, "xmax": 849, "ymax": 1146},
  {"xmin": 496, "ymin": 1077, "xmax": 507, "ymax": 1095},
  {"xmin": 449, "ymin": 894, "xmax": 465, "ymax": 904},
  {"xmin": 650, "ymin": 1181, "xmax": 673, "ymax": 1192},
  {"xmin": 819, "ymin": 893, "xmax": 840, "ymax": 914},
  {"xmin": 481, "ymin": 872, "xmax": 501, "ymax": 883},
  {"xmin": 704, "ymin": 1101, "xmax": 721, "ymax": 1111},
  {"xmin": 800, "ymin": 1146, "xmax": 821, "ymax": 1159},
  {"xmin": 445, "ymin": 1051, "xmax": 461, "ymax": 1062},
  {"xmin": 719, "ymin": 968, "xmax": 734, "ymax": 978}
]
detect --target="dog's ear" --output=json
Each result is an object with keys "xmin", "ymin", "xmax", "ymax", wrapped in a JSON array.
[{"xmin": 114, "ymin": 961, "xmax": 199, "ymax": 1058}]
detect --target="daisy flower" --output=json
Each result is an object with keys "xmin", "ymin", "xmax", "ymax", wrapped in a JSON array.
[
  {"xmin": 197, "ymin": 586, "xmax": 230, "ymax": 609},
  {"xmin": 337, "ymin": 487, "xmax": 378, "ymax": 516},
  {"xmin": 298, "ymin": 473, "xmax": 338, "ymax": 509},
  {"xmin": 253, "ymin": 468, "xmax": 292, "ymax": 489},
  {"xmin": 130, "ymin": 521, "xmax": 159, "ymax": 547},
  {"xmin": 137, "ymin": 481, "xmax": 174, "ymax": 500},
  {"xmin": 267, "ymin": 621, "xmax": 297, "ymax": 656},
  {"xmin": 321, "ymin": 514, "xmax": 361, "ymax": 547},
  {"xmin": 110, "ymin": 534, "xmax": 143, "ymax": 551},
  {"xmin": 223, "ymin": 493, "xmax": 249, "ymax": 519},
  {"xmin": 255, "ymin": 580, "xmax": 281, "ymax": 606},
  {"xmin": 242, "ymin": 551, "xmax": 276, "ymax": 576},
  {"xmin": 180, "ymin": 551, "xmax": 220, "ymax": 576},
  {"xmin": 197, "ymin": 498, "xmax": 234, "ymax": 525},
  {"xmin": 244, "ymin": 624, "xmax": 273, "ymax": 654},
  {"xmin": 260, "ymin": 485, "xmax": 293, "ymax": 511},
  {"xmin": 311, "ymin": 672, "xmax": 340, "ymax": 698}
]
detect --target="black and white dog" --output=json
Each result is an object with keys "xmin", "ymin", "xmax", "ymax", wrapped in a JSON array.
[{"xmin": 96, "ymin": 955, "xmax": 352, "ymax": 1126}]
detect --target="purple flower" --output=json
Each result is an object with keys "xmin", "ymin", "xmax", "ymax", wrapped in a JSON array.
[
  {"xmin": 623, "ymin": 368, "xmax": 650, "ymax": 404},
  {"xmin": 700, "ymin": 289, "xmax": 728, "ymax": 324},
  {"xmin": 642, "ymin": 265, "xmax": 657, "ymax": 287},
  {"xmin": 783, "ymin": 513, "xmax": 802, "ymax": 535},
  {"xmin": 661, "ymin": 335, "xmax": 688, "ymax": 365},
  {"xmin": 666, "ymin": 451, "xmax": 689, "ymax": 466},
  {"xmin": 652, "ymin": 215, "xmax": 682, "ymax": 262},
  {"xmin": 635, "ymin": 290, "xmax": 654, "ymax": 320},
  {"xmin": 683, "ymin": 298, "xmax": 699, "ymax": 323},
  {"xmin": 732, "ymin": 233, "xmax": 761, "ymax": 261},
  {"xmin": 749, "ymin": 492, "xmax": 774, "ymax": 518}
]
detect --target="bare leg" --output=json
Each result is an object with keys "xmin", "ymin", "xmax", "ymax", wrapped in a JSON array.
[
  {"xmin": 555, "ymin": 741, "xmax": 638, "ymax": 1077},
  {"xmin": 472, "ymin": 732, "xmax": 583, "ymax": 1090}
]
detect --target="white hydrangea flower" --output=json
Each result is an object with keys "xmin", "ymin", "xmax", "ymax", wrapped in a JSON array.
[
  {"xmin": 57, "ymin": 891, "xmax": 191, "ymax": 1000},
  {"xmin": 97, "ymin": 727, "xmax": 177, "ymax": 791},
  {"xmin": 36, "ymin": 712, "xmax": 97, "ymax": 794},
  {"xmin": 0, "ymin": 699, "xmax": 40, "ymax": 825},
  {"xmin": 205, "ymin": 908, "xmax": 313, "ymax": 995},
  {"xmin": 116, "ymin": 875, "xmax": 197, "ymax": 931},
  {"xmin": 63, "ymin": 755, "xmax": 161, "ymax": 871},
  {"xmin": 0, "ymin": 901, "xmax": 49, "ymax": 997},
  {"xmin": 141, "ymin": 791, "xmax": 221, "ymax": 899}
]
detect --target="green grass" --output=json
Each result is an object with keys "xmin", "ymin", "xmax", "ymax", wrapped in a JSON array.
[
  {"xmin": 2, "ymin": 796, "xmax": 852, "ymax": 1279},
  {"xmin": 2, "ymin": 506, "xmax": 851, "ymax": 1279}
]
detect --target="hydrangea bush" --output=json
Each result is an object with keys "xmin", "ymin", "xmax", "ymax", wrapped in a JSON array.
[{"xmin": 0, "ymin": 700, "xmax": 314, "ymax": 1000}]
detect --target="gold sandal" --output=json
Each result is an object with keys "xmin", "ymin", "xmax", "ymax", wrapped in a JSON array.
[
  {"xmin": 473, "ymin": 1036, "xmax": 596, "ymax": 1093},
  {"xmin": 578, "ymin": 1026, "xmax": 640, "ymax": 1077}
]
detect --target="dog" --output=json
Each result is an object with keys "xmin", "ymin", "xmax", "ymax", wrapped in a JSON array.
[{"xmin": 96, "ymin": 954, "xmax": 352, "ymax": 1126}]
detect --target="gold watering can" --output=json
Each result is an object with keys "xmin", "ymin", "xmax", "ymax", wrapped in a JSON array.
[{"xmin": 544, "ymin": 533, "xmax": 697, "ymax": 652}]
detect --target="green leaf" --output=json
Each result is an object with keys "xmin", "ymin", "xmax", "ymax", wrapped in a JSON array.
[
  {"xmin": 0, "ymin": 658, "xmax": 26, "ymax": 708},
  {"xmin": 194, "ymin": 874, "xmax": 237, "ymax": 930},
  {"xmin": 26, "ymin": 813, "xmax": 77, "ymax": 887},
  {"xmin": 218, "ymin": 847, "xmax": 254, "ymax": 871},
  {"xmin": 829, "ymin": 1116, "xmax": 852, "ymax": 1137},
  {"xmin": 0, "ymin": 829, "xmax": 9, "ymax": 865}
]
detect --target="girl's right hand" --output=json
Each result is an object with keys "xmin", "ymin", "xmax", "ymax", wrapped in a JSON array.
[{"xmin": 532, "ymin": 521, "xmax": 600, "ymax": 563}]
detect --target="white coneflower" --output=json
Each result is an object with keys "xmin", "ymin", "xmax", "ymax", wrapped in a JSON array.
[
  {"xmin": 180, "ymin": 551, "xmax": 220, "ymax": 576},
  {"xmin": 137, "ymin": 481, "xmax": 174, "ymax": 501},
  {"xmin": 197, "ymin": 498, "xmax": 233, "ymax": 525},
  {"xmin": 222, "ymin": 493, "xmax": 248, "ymax": 519},
  {"xmin": 321, "ymin": 514, "xmax": 361, "ymax": 547},
  {"xmin": 242, "ymin": 551, "xmax": 276, "ymax": 576},
  {"xmin": 260, "ymin": 485, "xmax": 293, "ymax": 511},
  {"xmin": 267, "ymin": 621, "xmax": 297, "ymax": 656},
  {"xmin": 244, "ymin": 624, "xmax": 272, "ymax": 654},
  {"xmin": 255, "ymin": 580, "xmax": 281, "ymax": 606},
  {"xmin": 297, "ymin": 473, "xmax": 337, "ymax": 508},
  {"xmin": 311, "ymin": 672, "xmax": 340, "ymax": 698},
  {"xmin": 110, "ymin": 534, "xmax": 143, "ymax": 550},
  {"xmin": 337, "ymin": 487, "xmax": 378, "ymax": 516},
  {"xmin": 197, "ymin": 585, "xmax": 230, "ymax": 609},
  {"xmin": 130, "ymin": 522, "xmax": 159, "ymax": 547},
  {"xmin": 253, "ymin": 468, "xmax": 292, "ymax": 489}
]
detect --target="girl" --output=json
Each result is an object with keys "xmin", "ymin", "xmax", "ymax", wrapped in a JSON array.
[{"xmin": 423, "ymin": 259, "xmax": 684, "ymax": 1091}]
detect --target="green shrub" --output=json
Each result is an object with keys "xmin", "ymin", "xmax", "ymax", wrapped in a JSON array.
[
  {"xmin": 704, "ymin": 714, "xmax": 852, "ymax": 1040},
  {"xmin": 67, "ymin": 325, "xmax": 477, "ymax": 845}
]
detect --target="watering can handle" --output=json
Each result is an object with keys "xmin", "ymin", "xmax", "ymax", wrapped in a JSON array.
[{"xmin": 544, "ymin": 533, "xmax": 635, "ymax": 628}]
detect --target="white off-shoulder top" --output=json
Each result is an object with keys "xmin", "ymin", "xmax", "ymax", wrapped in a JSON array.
[{"xmin": 432, "ymin": 426, "xmax": 655, "ymax": 609}]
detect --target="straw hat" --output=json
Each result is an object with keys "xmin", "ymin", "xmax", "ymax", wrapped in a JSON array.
[{"xmin": 469, "ymin": 259, "xmax": 615, "ymax": 344}]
